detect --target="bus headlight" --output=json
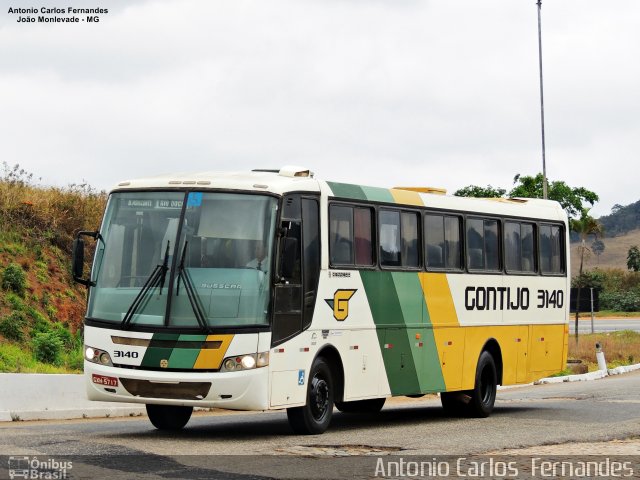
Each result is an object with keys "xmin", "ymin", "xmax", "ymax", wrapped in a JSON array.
[
  {"xmin": 85, "ymin": 345, "xmax": 113, "ymax": 366},
  {"xmin": 220, "ymin": 352, "xmax": 269, "ymax": 372}
]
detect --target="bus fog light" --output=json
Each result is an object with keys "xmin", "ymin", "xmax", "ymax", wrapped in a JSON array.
[
  {"xmin": 257, "ymin": 352, "xmax": 269, "ymax": 367},
  {"xmin": 241, "ymin": 355, "xmax": 256, "ymax": 369},
  {"xmin": 84, "ymin": 346, "xmax": 112, "ymax": 366},
  {"xmin": 223, "ymin": 359, "xmax": 236, "ymax": 371}
]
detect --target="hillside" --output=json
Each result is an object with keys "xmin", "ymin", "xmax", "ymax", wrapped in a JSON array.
[
  {"xmin": 0, "ymin": 163, "xmax": 106, "ymax": 372},
  {"xmin": 570, "ymin": 228, "xmax": 640, "ymax": 276},
  {"xmin": 569, "ymin": 196, "xmax": 640, "ymax": 276},
  {"xmin": 598, "ymin": 199, "xmax": 640, "ymax": 237}
]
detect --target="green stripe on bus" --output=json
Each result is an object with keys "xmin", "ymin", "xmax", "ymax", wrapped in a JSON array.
[
  {"xmin": 390, "ymin": 272, "xmax": 423, "ymax": 326},
  {"xmin": 360, "ymin": 270, "xmax": 421, "ymax": 395},
  {"xmin": 178, "ymin": 334, "xmax": 208, "ymax": 342},
  {"xmin": 360, "ymin": 270, "xmax": 405, "ymax": 326},
  {"xmin": 393, "ymin": 273, "xmax": 446, "ymax": 392},
  {"xmin": 168, "ymin": 348, "xmax": 201, "ymax": 369},
  {"xmin": 167, "ymin": 334, "xmax": 208, "ymax": 369},
  {"xmin": 141, "ymin": 333, "xmax": 180, "ymax": 368},
  {"xmin": 326, "ymin": 182, "xmax": 368, "ymax": 201},
  {"xmin": 361, "ymin": 186, "xmax": 395, "ymax": 204}
]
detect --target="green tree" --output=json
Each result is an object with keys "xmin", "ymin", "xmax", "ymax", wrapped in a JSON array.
[
  {"xmin": 453, "ymin": 185, "xmax": 506, "ymax": 198},
  {"xmin": 627, "ymin": 245, "xmax": 640, "ymax": 272},
  {"xmin": 454, "ymin": 173, "xmax": 599, "ymax": 219},
  {"xmin": 570, "ymin": 210, "xmax": 604, "ymax": 337},
  {"xmin": 591, "ymin": 239, "xmax": 605, "ymax": 264},
  {"xmin": 509, "ymin": 173, "xmax": 599, "ymax": 219}
]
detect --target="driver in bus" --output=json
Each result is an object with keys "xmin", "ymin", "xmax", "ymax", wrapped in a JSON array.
[{"xmin": 246, "ymin": 243, "xmax": 267, "ymax": 271}]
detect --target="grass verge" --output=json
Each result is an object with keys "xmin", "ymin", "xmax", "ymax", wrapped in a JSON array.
[
  {"xmin": 567, "ymin": 330, "xmax": 639, "ymax": 371},
  {"xmin": 0, "ymin": 341, "xmax": 82, "ymax": 373}
]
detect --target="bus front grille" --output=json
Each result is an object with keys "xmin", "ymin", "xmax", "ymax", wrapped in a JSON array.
[{"xmin": 120, "ymin": 378, "xmax": 211, "ymax": 400}]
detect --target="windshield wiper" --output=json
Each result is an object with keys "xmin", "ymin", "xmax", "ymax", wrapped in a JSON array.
[
  {"xmin": 121, "ymin": 241, "xmax": 170, "ymax": 329},
  {"xmin": 176, "ymin": 241, "xmax": 208, "ymax": 331}
]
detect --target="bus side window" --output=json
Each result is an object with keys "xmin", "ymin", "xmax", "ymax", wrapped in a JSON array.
[
  {"xmin": 540, "ymin": 224, "xmax": 564, "ymax": 274},
  {"xmin": 329, "ymin": 205, "xmax": 354, "ymax": 265},
  {"xmin": 379, "ymin": 210, "xmax": 401, "ymax": 267}
]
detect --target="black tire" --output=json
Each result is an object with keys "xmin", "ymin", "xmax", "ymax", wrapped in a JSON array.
[
  {"xmin": 335, "ymin": 398, "xmax": 386, "ymax": 414},
  {"xmin": 467, "ymin": 351, "xmax": 497, "ymax": 418},
  {"xmin": 287, "ymin": 357, "xmax": 334, "ymax": 434},
  {"xmin": 146, "ymin": 404, "xmax": 193, "ymax": 431}
]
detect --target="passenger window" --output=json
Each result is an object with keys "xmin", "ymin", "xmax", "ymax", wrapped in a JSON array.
[
  {"xmin": 401, "ymin": 212, "xmax": 420, "ymax": 268},
  {"xmin": 354, "ymin": 207, "xmax": 374, "ymax": 266},
  {"xmin": 505, "ymin": 222, "xmax": 536, "ymax": 273},
  {"xmin": 466, "ymin": 218, "xmax": 500, "ymax": 271},
  {"xmin": 379, "ymin": 210, "xmax": 401, "ymax": 267},
  {"xmin": 425, "ymin": 214, "xmax": 461, "ymax": 270},
  {"xmin": 380, "ymin": 209, "xmax": 421, "ymax": 269},
  {"xmin": 466, "ymin": 219, "xmax": 484, "ymax": 270},
  {"xmin": 540, "ymin": 224, "xmax": 564, "ymax": 274},
  {"xmin": 329, "ymin": 205, "xmax": 354, "ymax": 265},
  {"xmin": 329, "ymin": 204, "xmax": 374, "ymax": 267}
]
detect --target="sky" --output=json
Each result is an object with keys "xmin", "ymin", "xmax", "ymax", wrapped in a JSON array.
[{"xmin": 1, "ymin": 0, "xmax": 638, "ymax": 218}]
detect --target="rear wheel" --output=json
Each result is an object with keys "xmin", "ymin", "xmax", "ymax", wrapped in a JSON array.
[
  {"xmin": 146, "ymin": 404, "xmax": 193, "ymax": 430},
  {"xmin": 467, "ymin": 351, "xmax": 497, "ymax": 418},
  {"xmin": 335, "ymin": 398, "xmax": 386, "ymax": 414},
  {"xmin": 440, "ymin": 351, "xmax": 497, "ymax": 418},
  {"xmin": 287, "ymin": 357, "xmax": 334, "ymax": 434}
]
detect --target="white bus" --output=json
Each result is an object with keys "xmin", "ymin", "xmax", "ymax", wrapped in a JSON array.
[{"xmin": 73, "ymin": 166, "xmax": 569, "ymax": 434}]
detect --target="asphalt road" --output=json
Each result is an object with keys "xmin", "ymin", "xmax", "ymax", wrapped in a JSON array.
[
  {"xmin": 569, "ymin": 318, "xmax": 640, "ymax": 334},
  {"xmin": 1, "ymin": 371, "xmax": 639, "ymax": 479}
]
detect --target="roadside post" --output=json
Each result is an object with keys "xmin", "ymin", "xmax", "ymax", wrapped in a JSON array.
[{"xmin": 595, "ymin": 342, "xmax": 607, "ymax": 372}]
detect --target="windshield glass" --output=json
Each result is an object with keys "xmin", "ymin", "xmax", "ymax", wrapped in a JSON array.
[{"xmin": 87, "ymin": 191, "xmax": 277, "ymax": 329}]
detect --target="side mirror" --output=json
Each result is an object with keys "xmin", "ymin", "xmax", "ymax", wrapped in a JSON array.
[
  {"xmin": 279, "ymin": 237, "xmax": 299, "ymax": 281},
  {"xmin": 72, "ymin": 231, "xmax": 100, "ymax": 287},
  {"xmin": 72, "ymin": 237, "xmax": 85, "ymax": 280}
]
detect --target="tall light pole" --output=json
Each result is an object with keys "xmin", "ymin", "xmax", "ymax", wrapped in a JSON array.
[{"xmin": 537, "ymin": 0, "xmax": 548, "ymax": 199}]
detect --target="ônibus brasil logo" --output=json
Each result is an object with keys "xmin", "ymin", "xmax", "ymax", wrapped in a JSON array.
[{"xmin": 325, "ymin": 289, "xmax": 357, "ymax": 321}]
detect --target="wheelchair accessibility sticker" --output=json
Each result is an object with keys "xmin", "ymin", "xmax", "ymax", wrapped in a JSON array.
[{"xmin": 298, "ymin": 370, "xmax": 305, "ymax": 386}]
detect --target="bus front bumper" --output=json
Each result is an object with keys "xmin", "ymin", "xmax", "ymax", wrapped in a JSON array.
[{"xmin": 85, "ymin": 361, "xmax": 270, "ymax": 411}]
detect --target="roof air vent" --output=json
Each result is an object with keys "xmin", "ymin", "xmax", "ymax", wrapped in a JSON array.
[{"xmin": 279, "ymin": 165, "xmax": 313, "ymax": 178}]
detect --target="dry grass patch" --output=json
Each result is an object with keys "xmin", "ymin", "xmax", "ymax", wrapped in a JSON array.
[{"xmin": 568, "ymin": 330, "xmax": 639, "ymax": 371}]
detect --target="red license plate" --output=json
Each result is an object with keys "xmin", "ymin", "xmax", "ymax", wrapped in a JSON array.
[{"xmin": 92, "ymin": 374, "xmax": 118, "ymax": 387}]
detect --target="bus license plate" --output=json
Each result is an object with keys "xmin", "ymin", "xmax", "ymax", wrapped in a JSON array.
[{"xmin": 92, "ymin": 374, "xmax": 118, "ymax": 387}]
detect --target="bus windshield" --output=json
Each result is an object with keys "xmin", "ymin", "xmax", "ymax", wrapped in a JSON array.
[{"xmin": 87, "ymin": 191, "xmax": 278, "ymax": 329}]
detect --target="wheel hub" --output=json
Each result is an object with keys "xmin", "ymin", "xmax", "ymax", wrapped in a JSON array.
[{"xmin": 310, "ymin": 376, "xmax": 329, "ymax": 420}]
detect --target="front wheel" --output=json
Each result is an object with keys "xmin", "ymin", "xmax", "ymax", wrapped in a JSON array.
[
  {"xmin": 287, "ymin": 357, "xmax": 334, "ymax": 434},
  {"xmin": 146, "ymin": 404, "xmax": 193, "ymax": 430}
]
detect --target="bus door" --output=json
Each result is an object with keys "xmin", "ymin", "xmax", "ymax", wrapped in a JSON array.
[{"xmin": 270, "ymin": 194, "xmax": 320, "ymax": 406}]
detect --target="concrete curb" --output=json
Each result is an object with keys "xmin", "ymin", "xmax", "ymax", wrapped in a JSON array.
[
  {"xmin": 0, "ymin": 407, "xmax": 146, "ymax": 422},
  {"xmin": 0, "ymin": 373, "xmax": 145, "ymax": 422},
  {"xmin": 534, "ymin": 362, "xmax": 640, "ymax": 384}
]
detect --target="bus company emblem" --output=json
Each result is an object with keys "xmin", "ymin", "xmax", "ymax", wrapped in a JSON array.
[
  {"xmin": 160, "ymin": 359, "xmax": 169, "ymax": 368},
  {"xmin": 325, "ymin": 289, "xmax": 357, "ymax": 321}
]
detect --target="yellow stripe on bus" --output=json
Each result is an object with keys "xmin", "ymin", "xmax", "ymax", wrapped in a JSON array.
[
  {"xmin": 390, "ymin": 189, "xmax": 424, "ymax": 207},
  {"xmin": 193, "ymin": 334, "xmax": 234, "ymax": 369},
  {"xmin": 419, "ymin": 273, "xmax": 464, "ymax": 389}
]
